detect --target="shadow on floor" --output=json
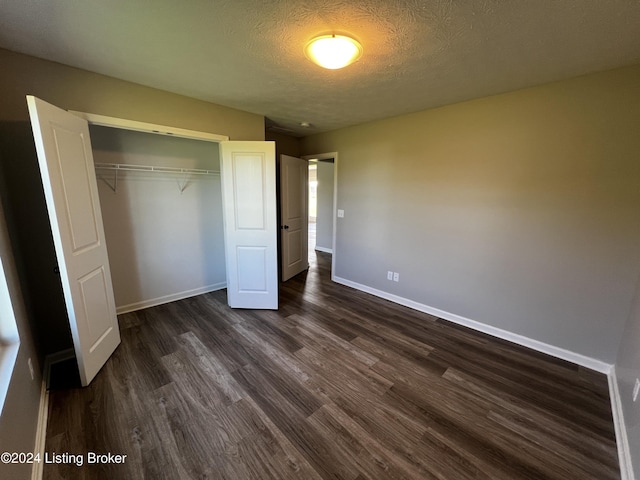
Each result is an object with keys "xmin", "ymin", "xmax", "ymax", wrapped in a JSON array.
[{"xmin": 48, "ymin": 357, "xmax": 82, "ymax": 390}]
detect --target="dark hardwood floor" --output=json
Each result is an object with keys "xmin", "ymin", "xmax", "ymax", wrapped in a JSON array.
[{"xmin": 44, "ymin": 251, "xmax": 620, "ymax": 479}]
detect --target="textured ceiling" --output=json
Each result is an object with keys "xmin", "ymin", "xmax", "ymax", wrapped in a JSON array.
[{"xmin": 1, "ymin": 1, "xmax": 640, "ymax": 136}]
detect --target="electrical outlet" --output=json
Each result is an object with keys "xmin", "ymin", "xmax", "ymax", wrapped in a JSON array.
[
  {"xmin": 633, "ymin": 378, "xmax": 640, "ymax": 402},
  {"xmin": 387, "ymin": 271, "xmax": 393, "ymax": 280},
  {"xmin": 393, "ymin": 272, "xmax": 399, "ymax": 282},
  {"xmin": 337, "ymin": 209, "xmax": 344, "ymax": 218},
  {"xmin": 28, "ymin": 358, "xmax": 34, "ymax": 381}
]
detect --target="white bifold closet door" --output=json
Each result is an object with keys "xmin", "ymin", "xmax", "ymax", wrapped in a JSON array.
[
  {"xmin": 27, "ymin": 95, "xmax": 279, "ymax": 386},
  {"xmin": 27, "ymin": 95, "xmax": 120, "ymax": 387},
  {"xmin": 220, "ymin": 142, "xmax": 278, "ymax": 309}
]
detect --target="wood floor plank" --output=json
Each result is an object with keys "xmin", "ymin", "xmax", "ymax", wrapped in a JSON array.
[
  {"xmin": 306, "ymin": 404, "xmax": 427, "ymax": 480},
  {"xmin": 385, "ymin": 385, "xmax": 551, "ymax": 480},
  {"xmin": 443, "ymin": 368, "xmax": 620, "ymax": 467},
  {"xmin": 175, "ymin": 331, "xmax": 245, "ymax": 405},
  {"xmin": 428, "ymin": 349, "xmax": 616, "ymax": 439},
  {"xmin": 44, "ymin": 251, "xmax": 620, "ymax": 479},
  {"xmin": 487, "ymin": 410, "xmax": 619, "ymax": 479},
  {"xmin": 240, "ymin": 396, "xmax": 325, "ymax": 480},
  {"xmin": 276, "ymin": 313, "xmax": 379, "ymax": 367},
  {"xmin": 231, "ymin": 321, "xmax": 311, "ymax": 383},
  {"xmin": 318, "ymin": 401, "xmax": 443, "ymax": 480}
]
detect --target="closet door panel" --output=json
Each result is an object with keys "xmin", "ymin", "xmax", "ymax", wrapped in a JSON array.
[
  {"xmin": 220, "ymin": 141, "xmax": 277, "ymax": 309},
  {"xmin": 27, "ymin": 95, "xmax": 120, "ymax": 387}
]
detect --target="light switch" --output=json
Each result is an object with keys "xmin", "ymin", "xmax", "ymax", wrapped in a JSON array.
[{"xmin": 337, "ymin": 209, "xmax": 344, "ymax": 218}]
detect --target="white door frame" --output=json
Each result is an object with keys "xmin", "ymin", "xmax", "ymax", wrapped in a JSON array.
[
  {"xmin": 301, "ymin": 152, "xmax": 338, "ymax": 282},
  {"xmin": 69, "ymin": 111, "xmax": 229, "ymax": 143}
]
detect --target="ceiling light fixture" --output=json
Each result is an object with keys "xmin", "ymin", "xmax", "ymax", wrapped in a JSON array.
[{"xmin": 304, "ymin": 34, "xmax": 363, "ymax": 70}]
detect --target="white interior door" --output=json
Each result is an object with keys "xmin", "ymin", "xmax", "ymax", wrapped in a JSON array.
[
  {"xmin": 27, "ymin": 96, "xmax": 120, "ymax": 386},
  {"xmin": 280, "ymin": 155, "xmax": 309, "ymax": 281},
  {"xmin": 220, "ymin": 141, "xmax": 278, "ymax": 309}
]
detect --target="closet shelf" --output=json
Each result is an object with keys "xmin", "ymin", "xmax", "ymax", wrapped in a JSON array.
[
  {"xmin": 94, "ymin": 163, "xmax": 219, "ymax": 176},
  {"xmin": 94, "ymin": 163, "xmax": 219, "ymax": 193}
]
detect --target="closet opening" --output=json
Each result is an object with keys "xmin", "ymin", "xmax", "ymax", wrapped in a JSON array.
[{"xmin": 90, "ymin": 125, "xmax": 226, "ymax": 315}]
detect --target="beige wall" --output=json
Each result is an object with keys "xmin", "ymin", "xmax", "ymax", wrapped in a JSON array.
[
  {"xmin": 301, "ymin": 64, "xmax": 640, "ymax": 365},
  {"xmin": 0, "ymin": 47, "xmax": 265, "ymax": 478},
  {"xmin": 266, "ymin": 131, "xmax": 301, "ymax": 159},
  {"xmin": 0, "ymin": 49, "xmax": 264, "ymax": 139}
]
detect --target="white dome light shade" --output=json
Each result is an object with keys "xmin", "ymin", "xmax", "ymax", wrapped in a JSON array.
[{"xmin": 304, "ymin": 35, "xmax": 363, "ymax": 69}]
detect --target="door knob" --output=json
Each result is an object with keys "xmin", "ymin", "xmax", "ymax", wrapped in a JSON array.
[{"xmin": 281, "ymin": 225, "xmax": 289, "ymax": 230}]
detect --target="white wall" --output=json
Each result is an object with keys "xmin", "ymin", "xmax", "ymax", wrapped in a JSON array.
[
  {"xmin": 616, "ymin": 272, "xmax": 640, "ymax": 479},
  {"xmin": 302, "ymin": 64, "xmax": 640, "ymax": 366},
  {"xmin": 315, "ymin": 160, "xmax": 334, "ymax": 252},
  {"xmin": 91, "ymin": 127, "xmax": 226, "ymax": 312}
]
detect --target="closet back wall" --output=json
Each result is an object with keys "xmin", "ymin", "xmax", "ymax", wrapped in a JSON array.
[{"xmin": 90, "ymin": 126, "xmax": 226, "ymax": 313}]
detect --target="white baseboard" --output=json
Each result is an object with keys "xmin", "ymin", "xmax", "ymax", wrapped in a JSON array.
[
  {"xmin": 116, "ymin": 282, "xmax": 226, "ymax": 314},
  {"xmin": 332, "ymin": 276, "xmax": 612, "ymax": 374},
  {"xmin": 314, "ymin": 246, "xmax": 333, "ymax": 254},
  {"xmin": 32, "ymin": 348, "xmax": 75, "ymax": 480},
  {"xmin": 609, "ymin": 367, "xmax": 634, "ymax": 480}
]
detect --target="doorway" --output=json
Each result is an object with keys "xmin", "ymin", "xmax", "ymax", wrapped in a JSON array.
[
  {"xmin": 302, "ymin": 152, "xmax": 337, "ymax": 280},
  {"xmin": 306, "ymin": 158, "xmax": 334, "ymax": 256},
  {"xmin": 308, "ymin": 162, "xmax": 317, "ymax": 260}
]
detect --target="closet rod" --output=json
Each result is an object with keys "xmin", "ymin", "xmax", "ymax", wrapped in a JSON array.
[{"xmin": 94, "ymin": 162, "xmax": 219, "ymax": 175}]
